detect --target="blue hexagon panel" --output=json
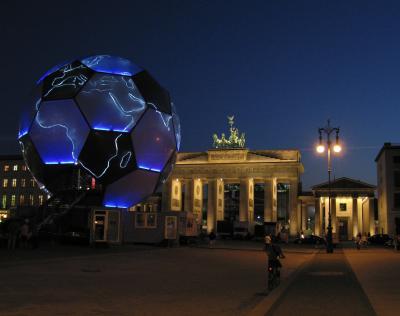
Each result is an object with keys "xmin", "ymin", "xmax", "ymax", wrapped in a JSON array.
[
  {"xmin": 132, "ymin": 108, "xmax": 176, "ymax": 173},
  {"xmin": 30, "ymin": 99, "xmax": 90, "ymax": 164},
  {"xmin": 81, "ymin": 55, "xmax": 142, "ymax": 76},
  {"xmin": 103, "ymin": 169, "xmax": 159, "ymax": 208},
  {"xmin": 42, "ymin": 61, "xmax": 93, "ymax": 100},
  {"xmin": 76, "ymin": 73, "xmax": 146, "ymax": 132}
]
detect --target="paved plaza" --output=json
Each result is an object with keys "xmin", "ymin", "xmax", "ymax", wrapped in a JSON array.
[{"xmin": 0, "ymin": 242, "xmax": 399, "ymax": 316}]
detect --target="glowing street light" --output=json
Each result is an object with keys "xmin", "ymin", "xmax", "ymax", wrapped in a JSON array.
[
  {"xmin": 316, "ymin": 119, "xmax": 342, "ymax": 254},
  {"xmin": 316, "ymin": 144, "xmax": 325, "ymax": 153}
]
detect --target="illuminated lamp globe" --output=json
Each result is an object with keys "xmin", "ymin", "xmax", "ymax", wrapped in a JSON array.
[
  {"xmin": 333, "ymin": 144, "xmax": 342, "ymax": 153},
  {"xmin": 316, "ymin": 144, "xmax": 325, "ymax": 153},
  {"xmin": 18, "ymin": 55, "xmax": 181, "ymax": 208}
]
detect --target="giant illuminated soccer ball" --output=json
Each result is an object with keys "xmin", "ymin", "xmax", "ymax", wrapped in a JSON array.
[{"xmin": 18, "ymin": 55, "xmax": 180, "ymax": 208}]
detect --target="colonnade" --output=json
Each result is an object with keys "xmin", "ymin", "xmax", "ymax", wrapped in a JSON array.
[
  {"xmin": 163, "ymin": 177, "xmax": 300, "ymax": 236},
  {"xmin": 314, "ymin": 196, "xmax": 375, "ymax": 239}
]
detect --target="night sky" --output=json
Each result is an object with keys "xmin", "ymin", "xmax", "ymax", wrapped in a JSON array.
[{"xmin": 1, "ymin": 0, "xmax": 399, "ymax": 190}]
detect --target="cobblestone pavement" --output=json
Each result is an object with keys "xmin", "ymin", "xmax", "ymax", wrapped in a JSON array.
[
  {"xmin": 0, "ymin": 244, "xmax": 311, "ymax": 316},
  {"xmin": 344, "ymin": 247, "xmax": 400, "ymax": 316},
  {"xmin": 263, "ymin": 249, "xmax": 376, "ymax": 316}
]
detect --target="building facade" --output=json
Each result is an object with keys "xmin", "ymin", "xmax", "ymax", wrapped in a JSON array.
[
  {"xmin": 162, "ymin": 148, "xmax": 304, "ymax": 236},
  {"xmin": 376, "ymin": 143, "xmax": 400, "ymax": 235},
  {"xmin": 312, "ymin": 177, "xmax": 376, "ymax": 240},
  {"xmin": 0, "ymin": 155, "xmax": 47, "ymax": 220}
]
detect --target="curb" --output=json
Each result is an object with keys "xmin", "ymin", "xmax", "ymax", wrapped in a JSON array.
[
  {"xmin": 194, "ymin": 245, "xmax": 317, "ymax": 255},
  {"xmin": 247, "ymin": 251, "xmax": 317, "ymax": 316}
]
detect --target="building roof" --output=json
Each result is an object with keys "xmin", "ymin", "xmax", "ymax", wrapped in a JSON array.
[
  {"xmin": 375, "ymin": 142, "xmax": 400, "ymax": 162},
  {"xmin": 0, "ymin": 154, "xmax": 23, "ymax": 161},
  {"xmin": 312, "ymin": 177, "xmax": 376, "ymax": 190}
]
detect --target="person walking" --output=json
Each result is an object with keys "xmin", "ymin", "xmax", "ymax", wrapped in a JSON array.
[
  {"xmin": 356, "ymin": 232, "xmax": 362, "ymax": 250},
  {"xmin": 7, "ymin": 219, "xmax": 20, "ymax": 250},
  {"xmin": 209, "ymin": 230, "xmax": 216, "ymax": 248},
  {"xmin": 20, "ymin": 219, "xmax": 31, "ymax": 248}
]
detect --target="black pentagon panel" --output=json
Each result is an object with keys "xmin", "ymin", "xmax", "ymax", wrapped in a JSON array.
[
  {"xmin": 19, "ymin": 135, "xmax": 45, "ymax": 185},
  {"xmin": 132, "ymin": 71, "xmax": 172, "ymax": 114},
  {"xmin": 103, "ymin": 169, "xmax": 160, "ymax": 208},
  {"xmin": 42, "ymin": 164, "xmax": 78, "ymax": 193},
  {"xmin": 171, "ymin": 102, "xmax": 181, "ymax": 150},
  {"xmin": 78, "ymin": 130, "xmax": 137, "ymax": 185},
  {"xmin": 42, "ymin": 61, "xmax": 94, "ymax": 101},
  {"xmin": 155, "ymin": 151, "xmax": 177, "ymax": 192}
]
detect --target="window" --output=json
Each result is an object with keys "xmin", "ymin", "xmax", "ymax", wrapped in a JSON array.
[
  {"xmin": 394, "ymin": 171, "xmax": 400, "ymax": 187},
  {"xmin": 22, "ymin": 165, "xmax": 27, "ymax": 171},
  {"xmin": 147, "ymin": 213, "xmax": 157, "ymax": 228},
  {"xmin": 11, "ymin": 195, "xmax": 16, "ymax": 207},
  {"xmin": 135, "ymin": 213, "xmax": 157, "ymax": 228},
  {"xmin": 13, "ymin": 165, "xmax": 18, "ymax": 171},
  {"xmin": 21, "ymin": 179, "xmax": 26, "ymax": 187},
  {"xmin": 2, "ymin": 179, "xmax": 8, "ymax": 188},
  {"xmin": 12, "ymin": 179, "xmax": 17, "ymax": 187},
  {"xmin": 4, "ymin": 165, "xmax": 9, "ymax": 172},
  {"xmin": 31, "ymin": 179, "xmax": 35, "ymax": 187},
  {"xmin": 38, "ymin": 195, "xmax": 44, "ymax": 206},
  {"xmin": 19, "ymin": 195, "xmax": 25, "ymax": 205},
  {"xmin": 339, "ymin": 203, "xmax": 347, "ymax": 211},
  {"xmin": 395, "ymin": 193, "xmax": 400, "ymax": 208},
  {"xmin": 394, "ymin": 156, "xmax": 400, "ymax": 164},
  {"xmin": 1, "ymin": 195, "xmax": 6, "ymax": 209},
  {"xmin": 135, "ymin": 213, "xmax": 145, "ymax": 227},
  {"xmin": 29, "ymin": 195, "xmax": 34, "ymax": 206}
]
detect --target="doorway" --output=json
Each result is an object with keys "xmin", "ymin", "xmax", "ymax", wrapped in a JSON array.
[
  {"xmin": 338, "ymin": 218, "xmax": 348, "ymax": 241},
  {"xmin": 92, "ymin": 209, "xmax": 121, "ymax": 243}
]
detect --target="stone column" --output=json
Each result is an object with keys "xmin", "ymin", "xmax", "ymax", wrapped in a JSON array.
[
  {"xmin": 162, "ymin": 178, "xmax": 172, "ymax": 212},
  {"xmin": 264, "ymin": 178, "xmax": 277, "ymax": 222},
  {"xmin": 331, "ymin": 197, "xmax": 336, "ymax": 233},
  {"xmin": 207, "ymin": 179, "xmax": 217, "ymax": 233},
  {"xmin": 289, "ymin": 180, "xmax": 298, "ymax": 237},
  {"xmin": 369, "ymin": 198, "xmax": 375, "ymax": 236},
  {"xmin": 352, "ymin": 197, "xmax": 358, "ymax": 238},
  {"xmin": 170, "ymin": 178, "xmax": 182, "ymax": 211},
  {"xmin": 302, "ymin": 203, "xmax": 308, "ymax": 231},
  {"xmin": 248, "ymin": 179, "xmax": 254, "ymax": 224},
  {"xmin": 192, "ymin": 178, "xmax": 203, "ymax": 224},
  {"xmin": 216, "ymin": 178, "xmax": 225, "ymax": 221},
  {"xmin": 314, "ymin": 198, "xmax": 320, "ymax": 236}
]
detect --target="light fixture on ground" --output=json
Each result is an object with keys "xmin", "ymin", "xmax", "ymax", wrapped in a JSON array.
[{"xmin": 316, "ymin": 119, "xmax": 342, "ymax": 253}]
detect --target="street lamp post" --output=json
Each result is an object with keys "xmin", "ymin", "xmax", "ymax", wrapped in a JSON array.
[{"xmin": 316, "ymin": 120, "xmax": 341, "ymax": 253}]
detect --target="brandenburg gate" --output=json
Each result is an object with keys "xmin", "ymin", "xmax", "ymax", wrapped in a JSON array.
[{"xmin": 162, "ymin": 116, "xmax": 304, "ymax": 237}]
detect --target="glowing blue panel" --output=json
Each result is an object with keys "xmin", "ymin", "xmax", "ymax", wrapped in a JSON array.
[
  {"xmin": 37, "ymin": 60, "xmax": 70, "ymax": 84},
  {"xmin": 103, "ymin": 169, "xmax": 159, "ymax": 208},
  {"xmin": 132, "ymin": 108, "xmax": 176, "ymax": 172},
  {"xmin": 19, "ymin": 86, "xmax": 41, "ymax": 139},
  {"xmin": 76, "ymin": 74, "xmax": 146, "ymax": 132},
  {"xmin": 42, "ymin": 61, "xmax": 93, "ymax": 100},
  {"xmin": 171, "ymin": 102, "xmax": 181, "ymax": 150},
  {"xmin": 30, "ymin": 99, "xmax": 90, "ymax": 164},
  {"xmin": 81, "ymin": 55, "xmax": 142, "ymax": 76}
]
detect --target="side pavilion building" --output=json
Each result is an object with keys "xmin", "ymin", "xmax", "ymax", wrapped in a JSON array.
[{"xmin": 312, "ymin": 177, "xmax": 376, "ymax": 240}]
